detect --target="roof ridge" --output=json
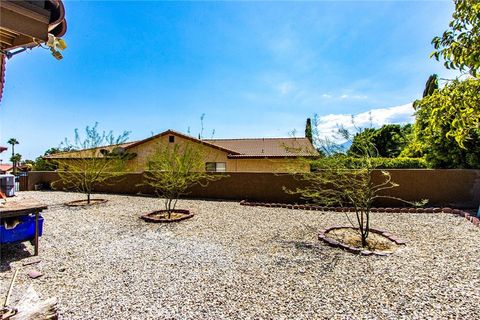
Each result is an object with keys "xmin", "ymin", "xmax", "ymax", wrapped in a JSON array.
[
  {"xmin": 205, "ymin": 137, "xmax": 308, "ymax": 141},
  {"xmin": 124, "ymin": 129, "xmax": 241, "ymax": 155}
]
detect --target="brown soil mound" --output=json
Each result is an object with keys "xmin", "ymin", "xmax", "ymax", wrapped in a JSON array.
[
  {"xmin": 326, "ymin": 227, "xmax": 399, "ymax": 253},
  {"xmin": 141, "ymin": 209, "xmax": 194, "ymax": 223}
]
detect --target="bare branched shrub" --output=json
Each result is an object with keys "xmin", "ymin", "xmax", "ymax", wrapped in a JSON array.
[
  {"xmin": 286, "ymin": 119, "xmax": 427, "ymax": 247},
  {"xmin": 143, "ymin": 142, "xmax": 223, "ymax": 218},
  {"xmin": 52, "ymin": 123, "xmax": 134, "ymax": 204}
]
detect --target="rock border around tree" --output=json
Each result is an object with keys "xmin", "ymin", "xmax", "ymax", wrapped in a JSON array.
[
  {"xmin": 140, "ymin": 209, "xmax": 194, "ymax": 223},
  {"xmin": 65, "ymin": 199, "xmax": 108, "ymax": 207},
  {"xmin": 239, "ymin": 201, "xmax": 480, "ymax": 227},
  {"xmin": 318, "ymin": 226, "xmax": 406, "ymax": 256}
]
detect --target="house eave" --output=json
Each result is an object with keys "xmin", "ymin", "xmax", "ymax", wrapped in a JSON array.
[{"xmin": 0, "ymin": 0, "xmax": 67, "ymax": 51}]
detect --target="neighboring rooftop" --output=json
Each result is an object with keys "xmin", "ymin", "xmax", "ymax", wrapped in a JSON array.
[
  {"xmin": 206, "ymin": 137, "xmax": 317, "ymax": 158},
  {"xmin": 0, "ymin": 164, "xmax": 13, "ymax": 172},
  {"xmin": 45, "ymin": 129, "xmax": 319, "ymax": 159}
]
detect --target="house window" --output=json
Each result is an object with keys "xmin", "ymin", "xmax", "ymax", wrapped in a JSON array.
[
  {"xmin": 205, "ymin": 162, "xmax": 226, "ymax": 172},
  {"xmin": 168, "ymin": 135, "xmax": 175, "ymax": 143}
]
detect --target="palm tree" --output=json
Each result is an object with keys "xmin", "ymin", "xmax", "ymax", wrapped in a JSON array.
[{"xmin": 7, "ymin": 138, "xmax": 19, "ymax": 174}]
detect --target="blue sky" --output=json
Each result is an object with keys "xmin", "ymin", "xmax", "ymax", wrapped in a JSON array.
[{"xmin": 0, "ymin": 0, "xmax": 456, "ymax": 161}]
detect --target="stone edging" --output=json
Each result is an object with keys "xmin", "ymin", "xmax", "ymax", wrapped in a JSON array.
[
  {"xmin": 239, "ymin": 200, "xmax": 480, "ymax": 227},
  {"xmin": 318, "ymin": 226, "xmax": 406, "ymax": 256},
  {"xmin": 140, "ymin": 209, "xmax": 194, "ymax": 223},
  {"xmin": 65, "ymin": 199, "xmax": 108, "ymax": 207}
]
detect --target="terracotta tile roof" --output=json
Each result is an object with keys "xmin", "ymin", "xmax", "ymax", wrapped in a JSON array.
[
  {"xmin": 44, "ymin": 141, "xmax": 138, "ymax": 159},
  {"xmin": 205, "ymin": 137, "xmax": 318, "ymax": 158},
  {"xmin": 0, "ymin": 164, "xmax": 13, "ymax": 172}
]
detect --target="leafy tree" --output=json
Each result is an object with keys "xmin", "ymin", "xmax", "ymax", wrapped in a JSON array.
[
  {"xmin": 20, "ymin": 159, "xmax": 35, "ymax": 172},
  {"xmin": 348, "ymin": 128, "xmax": 375, "ymax": 156},
  {"xmin": 408, "ymin": 79, "xmax": 480, "ymax": 168},
  {"xmin": 143, "ymin": 142, "xmax": 222, "ymax": 219},
  {"xmin": 287, "ymin": 128, "xmax": 426, "ymax": 248},
  {"xmin": 53, "ymin": 123, "xmax": 133, "ymax": 204},
  {"xmin": 349, "ymin": 124, "xmax": 412, "ymax": 158},
  {"xmin": 407, "ymin": 2, "xmax": 480, "ymax": 168},
  {"xmin": 431, "ymin": 0, "xmax": 480, "ymax": 77},
  {"xmin": 305, "ymin": 118, "xmax": 313, "ymax": 143},
  {"xmin": 7, "ymin": 138, "xmax": 19, "ymax": 174},
  {"xmin": 22, "ymin": 160, "xmax": 35, "ymax": 166}
]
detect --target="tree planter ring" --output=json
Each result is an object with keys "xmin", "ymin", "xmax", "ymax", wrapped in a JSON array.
[
  {"xmin": 318, "ymin": 226, "xmax": 406, "ymax": 256},
  {"xmin": 141, "ymin": 209, "xmax": 194, "ymax": 223},
  {"xmin": 65, "ymin": 199, "xmax": 108, "ymax": 207}
]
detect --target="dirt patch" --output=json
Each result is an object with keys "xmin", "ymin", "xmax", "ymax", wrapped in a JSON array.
[
  {"xmin": 140, "ymin": 209, "xmax": 194, "ymax": 223},
  {"xmin": 65, "ymin": 199, "xmax": 108, "ymax": 207},
  {"xmin": 326, "ymin": 228, "xmax": 399, "ymax": 253}
]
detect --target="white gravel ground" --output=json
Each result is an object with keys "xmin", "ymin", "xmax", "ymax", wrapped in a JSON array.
[{"xmin": 1, "ymin": 191, "xmax": 479, "ymax": 319}]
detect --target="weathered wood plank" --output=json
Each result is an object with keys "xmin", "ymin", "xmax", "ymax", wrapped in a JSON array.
[{"xmin": 0, "ymin": 198, "xmax": 47, "ymax": 217}]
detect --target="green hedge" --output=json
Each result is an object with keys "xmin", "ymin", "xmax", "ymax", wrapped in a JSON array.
[
  {"xmin": 368, "ymin": 157, "xmax": 428, "ymax": 169},
  {"xmin": 312, "ymin": 157, "xmax": 428, "ymax": 169}
]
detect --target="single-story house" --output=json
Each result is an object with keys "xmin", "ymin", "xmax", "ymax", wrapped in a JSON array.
[
  {"xmin": 0, "ymin": 164, "xmax": 14, "ymax": 174},
  {"xmin": 45, "ymin": 130, "xmax": 319, "ymax": 173}
]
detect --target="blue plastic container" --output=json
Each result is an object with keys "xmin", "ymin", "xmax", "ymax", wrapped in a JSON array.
[{"xmin": 0, "ymin": 215, "xmax": 44, "ymax": 244}]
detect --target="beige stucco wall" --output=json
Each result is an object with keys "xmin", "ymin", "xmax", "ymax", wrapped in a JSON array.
[
  {"xmin": 126, "ymin": 134, "xmax": 229, "ymax": 171},
  {"xmin": 126, "ymin": 134, "xmax": 308, "ymax": 173}
]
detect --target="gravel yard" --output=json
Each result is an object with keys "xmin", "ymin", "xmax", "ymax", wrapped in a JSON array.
[{"xmin": 1, "ymin": 191, "xmax": 480, "ymax": 319}]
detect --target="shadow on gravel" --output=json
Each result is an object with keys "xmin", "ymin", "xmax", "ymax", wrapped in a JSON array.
[
  {"xmin": 279, "ymin": 240, "xmax": 324, "ymax": 252},
  {"xmin": 0, "ymin": 243, "xmax": 32, "ymax": 272}
]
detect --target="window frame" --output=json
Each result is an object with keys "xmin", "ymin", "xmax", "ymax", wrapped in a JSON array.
[{"xmin": 205, "ymin": 162, "xmax": 226, "ymax": 172}]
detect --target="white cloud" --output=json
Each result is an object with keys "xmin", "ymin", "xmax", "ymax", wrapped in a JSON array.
[
  {"xmin": 316, "ymin": 103, "xmax": 415, "ymax": 141},
  {"xmin": 318, "ymin": 92, "xmax": 368, "ymax": 101},
  {"xmin": 340, "ymin": 94, "xmax": 368, "ymax": 100}
]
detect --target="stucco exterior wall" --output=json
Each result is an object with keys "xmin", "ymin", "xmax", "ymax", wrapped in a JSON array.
[
  {"xmin": 126, "ymin": 134, "xmax": 229, "ymax": 171},
  {"xmin": 124, "ymin": 133, "xmax": 308, "ymax": 173}
]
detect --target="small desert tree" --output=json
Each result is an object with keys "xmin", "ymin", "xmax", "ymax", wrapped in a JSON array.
[
  {"xmin": 143, "ymin": 142, "xmax": 222, "ymax": 219},
  {"xmin": 53, "ymin": 123, "xmax": 133, "ymax": 204},
  {"xmin": 287, "ymin": 124, "xmax": 426, "ymax": 247}
]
